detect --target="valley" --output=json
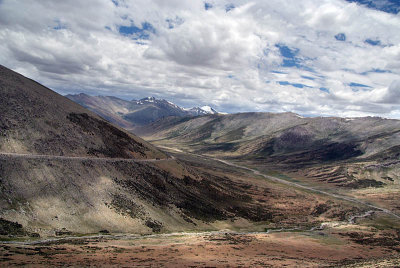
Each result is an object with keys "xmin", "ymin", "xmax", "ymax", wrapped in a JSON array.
[
  {"xmin": 2, "ymin": 0, "xmax": 400, "ymax": 266},
  {"xmin": 1, "ymin": 64, "xmax": 400, "ymax": 266},
  {"xmin": 1, "ymin": 149, "xmax": 400, "ymax": 266},
  {"xmin": 141, "ymin": 112, "xmax": 400, "ymax": 223}
]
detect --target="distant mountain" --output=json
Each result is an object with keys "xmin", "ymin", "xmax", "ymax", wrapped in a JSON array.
[
  {"xmin": 140, "ymin": 112, "xmax": 400, "ymax": 169},
  {"xmin": 185, "ymin": 106, "xmax": 218, "ymax": 116},
  {"xmin": 139, "ymin": 112, "xmax": 400, "ymax": 191},
  {"xmin": 66, "ymin": 94, "xmax": 219, "ymax": 128}
]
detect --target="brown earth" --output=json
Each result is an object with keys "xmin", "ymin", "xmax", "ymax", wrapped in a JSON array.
[{"xmin": 1, "ymin": 229, "xmax": 399, "ymax": 267}]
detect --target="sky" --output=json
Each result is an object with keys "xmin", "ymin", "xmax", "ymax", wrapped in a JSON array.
[{"xmin": 0, "ymin": 0, "xmax": 400, "ymax": 118}]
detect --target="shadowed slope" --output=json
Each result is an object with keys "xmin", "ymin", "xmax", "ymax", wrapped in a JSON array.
[{"xmin": 0, "ymin": 65, "xmax": 165, "ymax": 159}]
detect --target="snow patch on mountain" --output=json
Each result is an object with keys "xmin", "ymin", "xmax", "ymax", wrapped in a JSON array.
[
  {"xmin": 166, "ymin": 100, "xmax": 180, "ymax": 109},
  {"xmin": 201, "ymin": 106, "xmax": 218, "ymax": 114},
  {"xmin": 136, "ymin": 96, "xmax": 156, "ymax": 104},
  {"xmin": 184, "ymin": 105, "xmax": 219, "ymax": 116}
]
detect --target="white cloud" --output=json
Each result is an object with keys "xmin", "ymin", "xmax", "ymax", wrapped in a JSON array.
[
  {"xmin": 380, "ymin": 80, "xmax": 400, "ymax": 104},
  {"xmin": 0, "ymin": 0, "xmax": 399, "ymax": 118},
  {"xmin": 150, "ymin": 9, "xmax": 263, "ymax": 70}
]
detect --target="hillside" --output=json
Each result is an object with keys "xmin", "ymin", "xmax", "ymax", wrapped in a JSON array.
[
  {"xmin": 140, "ymin": 112, "xmax": 400, "ymax": 163},
  {"xmin": 64, "ymin": 93, "xmax": 137, "ymax": 129},
  {"xmin": 0, "ymin": 67, "xmax": 166, "ymax": 159}
]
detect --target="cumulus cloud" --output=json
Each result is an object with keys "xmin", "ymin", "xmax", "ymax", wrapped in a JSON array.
[
  {"xmin": 151, "ymin": 9, "xmax": 263, "ymax": 70},
  {"xmin": 380, "ymin": 80, "xmax": 400, "ymax": 103},
  {"xmin": 0, "ymin": 0, "xmax": 399, "ymax": 118}
]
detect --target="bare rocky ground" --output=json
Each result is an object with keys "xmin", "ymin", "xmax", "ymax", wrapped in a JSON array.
[
  {"xmin": 138, "ymin": 109, "xmax": 400, "ymax": 220},
  {"xmin": 1, "ymin": 151, "xmax": 399, "ymax": 267},
  {"xmin": 3, "ymin": 65, "xmax": 342, "ymax": 239},
  {"xmin": 0, "ymin": 228, "xmax": 399, "ymax": 267}
]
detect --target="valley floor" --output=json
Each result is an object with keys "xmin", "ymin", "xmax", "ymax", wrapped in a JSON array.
[{"xmin": 1, "ymin": 229, "xmax": 399, "ymax": 267}]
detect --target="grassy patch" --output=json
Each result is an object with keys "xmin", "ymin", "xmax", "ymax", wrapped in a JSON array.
[{"xmin": 309, "ymin": 233, "xmax": 346, "ymax": 246}]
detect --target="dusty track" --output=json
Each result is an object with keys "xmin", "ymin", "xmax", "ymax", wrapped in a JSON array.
[{"xmin": 0, "ymin": 152, "xmax": 174, "ymax": 163}]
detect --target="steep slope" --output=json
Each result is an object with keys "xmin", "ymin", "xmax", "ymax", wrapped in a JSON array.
[
  {"xmin": 0, "ymin": 67, "xmax": 165, "ymax": 159},
  {"xmin": 0, "ymin": 65, "xmax": 346, "ymax": 238}
]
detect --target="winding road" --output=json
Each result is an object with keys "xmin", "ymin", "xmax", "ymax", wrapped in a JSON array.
[
  {"xmin": 217, "ymin": 158, "xmax": 400, "ymax": 220},
  {"xmin": 156, "ymin": 145, "xmax": 400, "ymax": 220},
  {"xmin": 1, "ymin": 149, "xmax": 398, "ymax": 221}
]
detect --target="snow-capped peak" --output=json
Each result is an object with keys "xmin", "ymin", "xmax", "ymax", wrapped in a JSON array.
[
  {"xmin": 184, "ymin": 105, "xmax": 218, "ymax": 116},
  {"xmin": 142, "ymin": 96, "xmax": 155, "ymax": 102},
  {"xmin": 166, "ymin": 100, "xmax": 180, "ymax": 109},
  {"xmin": 200, "ymin": 106, "xmax": 217, "ymax": 114},
  {"xmin": 136, "ymin": 96, "xmax": 156, "ymax": 104},
  {"xmin": 133, "ymin": 97, "xmax": 219, "ymax": 115}
]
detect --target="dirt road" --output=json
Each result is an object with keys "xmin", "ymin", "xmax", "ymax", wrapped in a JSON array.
[{"xmin": 0, "ymin": 152, "xmax": 174, "ymax": 163}]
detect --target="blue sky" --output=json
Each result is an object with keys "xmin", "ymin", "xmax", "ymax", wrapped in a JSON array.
[
  {"xmin": 0, "ymin": 0, "xmax": 399, "ymax": 118},
  {"xmin": 345, "ymin": 0, "xmax": 400, "ymax": 14}
]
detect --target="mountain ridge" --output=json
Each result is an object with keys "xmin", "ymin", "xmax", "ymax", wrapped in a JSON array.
[
  {"xmin": 139, "ymin": 112, "xmax": 400, "ymax": 175},
  {"xmin": 139, "ymin": 111, "xmax": 400, "ymax": 196},
  {"xmin": 66, "ymin": 93, "xmax": 220, "ymax": 129}
]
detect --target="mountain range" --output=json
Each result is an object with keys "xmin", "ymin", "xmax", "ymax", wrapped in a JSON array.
[
  {"xmin": 65, "ymin": 90, "xmax": 400, "ymax": 189},
  {"xmin": 2, "ymin": 65, "xmax": 400, "ymax": 267},
  {"xmin": 140, "ymin": 112, "xmax": 400, "ymax": 163},
  {"xmin": 67, "ymin": 93, "xmax": 400, "ymax": 170},
  {"xmin": 1, "ymin": 65, "xmax": 338, "ymax": 237},
  {"xmin": 66, "ymin": 93, "xmax": 218, "ymax": 130},
  {"xmin": 63, "ymin": 87, "xmax": 400, "ymax": 201},
  {"xmin": 134, "ymin": 111, "xmax": 400, "ymax": 220}
]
